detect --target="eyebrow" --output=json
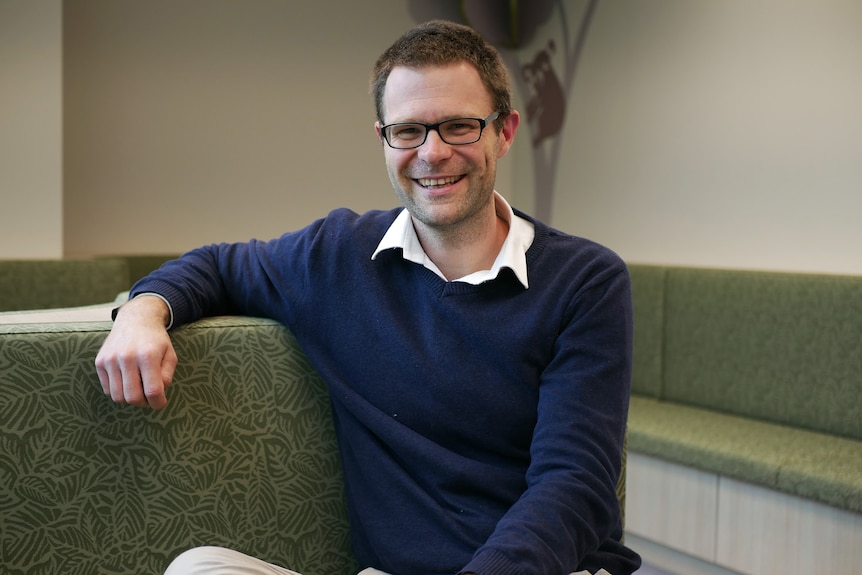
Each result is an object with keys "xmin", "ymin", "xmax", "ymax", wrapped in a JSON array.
[{"xmin": 384, "ymin": 113, "xmax": 486, "ymax": 125}]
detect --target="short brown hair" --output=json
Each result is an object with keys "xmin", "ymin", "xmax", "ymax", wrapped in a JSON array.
[{"xmin": 370, "ymin": 20, "xmax": 512, "ymax": 131}]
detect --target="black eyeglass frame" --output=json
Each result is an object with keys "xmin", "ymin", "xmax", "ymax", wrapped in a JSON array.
[{"xmin": 380, "ymin": 111, "xmax": 501, "ymax": 149}]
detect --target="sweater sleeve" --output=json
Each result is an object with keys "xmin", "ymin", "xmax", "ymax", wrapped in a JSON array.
[
  {"xmin": 126, "ymin": 212, "xmax": 345, "ymax": 328},
  {"xmin": 127, "ymin": 242, "xmax": 252, "ymax": 328},
  {"xmin": 461, "ymin": 262, "xmax": 636, "ymax": 575}
]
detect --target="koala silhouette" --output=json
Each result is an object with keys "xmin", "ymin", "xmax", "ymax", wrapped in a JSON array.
[{"xmin": 522, "ymin": 40, "xmax": 566, "ymax": 147}]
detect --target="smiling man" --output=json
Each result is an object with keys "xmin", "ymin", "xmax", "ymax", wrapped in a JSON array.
[{"xmin": 95, "ymin": 20, "xmax": 640, "ymax": 575}]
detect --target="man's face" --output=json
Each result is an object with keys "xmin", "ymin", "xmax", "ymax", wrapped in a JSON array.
[{"xmin": 375, "ymin": 63, "xmax": 517, "ymax": 232}]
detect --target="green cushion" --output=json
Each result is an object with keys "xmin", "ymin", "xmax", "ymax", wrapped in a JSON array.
[
  {"xmin": 661, "ymin": 268, "xmax": 862, "ymax": 441},
  {"xmin": 0, "ymin": 317, "xmax": 357, "ymax": 575},
  {"xmin": 627, "ymin": 265, "xmax": 667, "ymax": 398},
  {"xmin": 0, "ymin": 259, "xmax": 131, "ymax": 312},
  {"xmin": 628, "ymin": 396, "xmax": 862, "ymax": 513}
]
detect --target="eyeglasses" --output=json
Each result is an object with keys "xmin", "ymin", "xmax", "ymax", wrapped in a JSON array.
[{"xmin": 380, "ymin": 111, "xmax": 500, "ymax": 149}]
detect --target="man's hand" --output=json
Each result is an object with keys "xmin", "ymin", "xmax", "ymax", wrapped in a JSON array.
[{"xmin": 95, "ymin": 295, "xmax": 177, "ymax": 409}]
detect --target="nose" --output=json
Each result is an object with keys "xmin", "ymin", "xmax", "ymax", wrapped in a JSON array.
[{"xmin": 417, "ymin": 128, "xmax": 453, "ymax": 163}]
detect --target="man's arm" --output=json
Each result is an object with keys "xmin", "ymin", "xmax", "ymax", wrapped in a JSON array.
[
  {"xmin": 95, "ymin": 295, "xmax": 177, "ymax": 410},
  {"xmin": 462, "ymin": 262, "xmax": 636, "ymax": 575}
]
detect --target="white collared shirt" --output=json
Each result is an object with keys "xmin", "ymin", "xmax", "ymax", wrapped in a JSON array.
[{"xmin": 371, "ymin": 192, "xmax": 535, "ymax": 288}]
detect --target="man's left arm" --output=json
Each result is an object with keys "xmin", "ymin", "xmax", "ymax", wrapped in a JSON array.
[{"xmin": 461, "ymin": 266, "xmax": 635, "ymax": 575}]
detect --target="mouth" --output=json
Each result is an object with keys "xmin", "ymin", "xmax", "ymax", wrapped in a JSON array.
[{"xmin": 415, "ymin": 175, "xmax": 464, "ymax": 189}]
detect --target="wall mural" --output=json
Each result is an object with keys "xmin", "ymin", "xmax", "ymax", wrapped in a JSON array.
[{"xmin": 408, "ymin": 0, "xmax": 600, "ymax": 222}]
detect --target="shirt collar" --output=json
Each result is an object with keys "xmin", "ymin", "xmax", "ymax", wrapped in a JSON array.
[{"xmin": 372, "ymin": 191, "xmax": 534, "ymax": 288}]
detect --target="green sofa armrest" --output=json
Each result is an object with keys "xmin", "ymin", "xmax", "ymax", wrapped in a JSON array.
[{"xmin": 1, "ymin": 317, "xmax": 357, "ymax": 575}]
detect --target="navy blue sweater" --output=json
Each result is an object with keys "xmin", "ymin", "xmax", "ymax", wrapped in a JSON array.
[{"xmin": 132, "ymin": 208, "xmax": 640, "ymax": 575}]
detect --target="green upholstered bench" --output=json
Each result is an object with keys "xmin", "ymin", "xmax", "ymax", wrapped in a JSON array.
[
  {"xmin": 626, "ymin": 264, "xmax": 862, "ymax": 513},
  {"xmin": 0, "ymin": 255, "xmax": 178, "ymax": 312},
  {"xmin": 0, "ymin": 258, "xmax": 131, "ymax": 312},
  {"xmin": 0, "ymin": 317, "xmax": 357, "ymax": 575}
]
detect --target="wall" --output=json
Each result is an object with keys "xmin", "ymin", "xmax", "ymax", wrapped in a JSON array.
[
  {"xmin": 524, "ymin": 0, "xmax": 862, "ymax": 275},
  {"xmin": 0, "ymin": 0, "xmax": 63, "ymax": 258},
  {"xmin": 5, "ymin": 0, "xmax": 861, "ymax": 276},
  {"xmin": 62, "ymin": 0, "xmax": 451, "ymax": 256}
]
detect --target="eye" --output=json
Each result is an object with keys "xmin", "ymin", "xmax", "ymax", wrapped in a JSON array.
[
  {"xmin": 442, "ymin": 120, "xmax": 480, "ymax": 136},
  {"xmin": 389, "ymin": 124, "xmax": 424, "ymax": 141}
]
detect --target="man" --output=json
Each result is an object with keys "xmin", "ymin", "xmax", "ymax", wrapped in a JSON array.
[{"xmin": 95, "ymin": 20, "xmax": 641, "ymax": 575}]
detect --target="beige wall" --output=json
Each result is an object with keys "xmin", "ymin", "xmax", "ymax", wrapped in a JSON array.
[
  {"xmin": 4, "ymin": 1, "xmax": 861, "ymax": 276},
  {"xmin": 0, "ymin": 0, "xmax": 63, "ymax": 258},
  {"xmin": 527, "ymin": 0, "xmax": 862, "ymax": 274},
  {"xmin": 62, "ymin": 0, "xmax": 429, "ymax": 256}
]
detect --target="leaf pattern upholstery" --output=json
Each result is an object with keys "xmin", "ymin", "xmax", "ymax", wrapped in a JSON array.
[{"xmin": 1, "ymin": 317, "xmax": 358, "ymax": 575}]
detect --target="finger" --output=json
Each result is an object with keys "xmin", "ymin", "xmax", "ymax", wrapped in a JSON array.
[
  {"xmin": 161, "ymin": 346, "xmax": 178, "ymax": 390},
  {"xmin": 95, "ymin": 355, "xmax": 111, "ymax": 397},
  {"xmin": 119, "ymin": 354, "xmax": 148, "ymax": 408},
  {"xmin": 138, "ymin": 348, "xmax": 173, "ymax": 410},
  {"xmin": 140, "ymin": 366, "xmax": 167, "ymax": 410},
  {"xmin": 96, "ymin": 353, "xmax": 128, "ymax": 404},
  {"xmin": 143, "ymin": 382, "xmax": 167, "ymax": 410}
]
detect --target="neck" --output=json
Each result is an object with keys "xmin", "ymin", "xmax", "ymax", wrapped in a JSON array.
[{"xmin": 413, "ymin": 207, "xmax": 509, "ymax": 281}]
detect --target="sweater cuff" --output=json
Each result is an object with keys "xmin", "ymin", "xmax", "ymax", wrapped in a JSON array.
[{"xmin": 460, "ymin": 549, "xmax": 520, "ymax": 575}]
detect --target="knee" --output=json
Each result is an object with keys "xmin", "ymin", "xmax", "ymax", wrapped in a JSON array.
[{"xmin": 164, "ymin": 546, "xmax": 230, "ymax": 575}]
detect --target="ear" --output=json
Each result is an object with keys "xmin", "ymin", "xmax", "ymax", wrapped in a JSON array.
[
  {"xmin": 374, "ymin": 120, "xmax": 384, "ymax": 144},
  {"xmin": 496, "ymin": 110, "xmax": 520, "ymax": 158}
]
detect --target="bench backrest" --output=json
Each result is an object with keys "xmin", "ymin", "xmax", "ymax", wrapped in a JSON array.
[
  {"xmin": 0, "ymin": 258, "xmax": 131, "ymax": 311},
  {"xmin": 628, "ymin": 264, "xmax": 862, "ymax": 441}
]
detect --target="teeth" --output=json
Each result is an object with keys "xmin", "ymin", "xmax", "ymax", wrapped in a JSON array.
[{"xmin": 418, "ymin": 176, "xmax": 459, "ymax": 187}]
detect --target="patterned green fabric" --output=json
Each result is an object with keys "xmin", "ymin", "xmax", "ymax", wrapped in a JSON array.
[
  {"xmin": 0, "ymin": 259, "xmax": 131, "ymax": 312},
  {"xmin": 627, "ymin": 265, "xmax": 667, "ymax": 398},
  {"xmin": 662, "ymin": 268, "xmax": 862, "ymax": 440},
  {"xmin": 1, "ymin": 317, "xmax": 357, "ymax": 575}
]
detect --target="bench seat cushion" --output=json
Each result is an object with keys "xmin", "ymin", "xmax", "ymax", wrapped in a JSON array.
[{"xmin": 627, "ymin": 396, "xmax": 862, "ymax": 513}]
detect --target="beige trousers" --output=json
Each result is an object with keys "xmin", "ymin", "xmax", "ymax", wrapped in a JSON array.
[
  {"xmin": 164, "ymin": 547, "xmax": 390, "ymax": 575},
  {"xmin": 163, "ymin": 545, "xmax": 611, "ymax": 575}
]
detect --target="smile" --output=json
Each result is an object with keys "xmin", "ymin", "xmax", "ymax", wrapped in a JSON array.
[{"xmin": 416, "ymin": 175, "xmax": 463, "ymax": 189}]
